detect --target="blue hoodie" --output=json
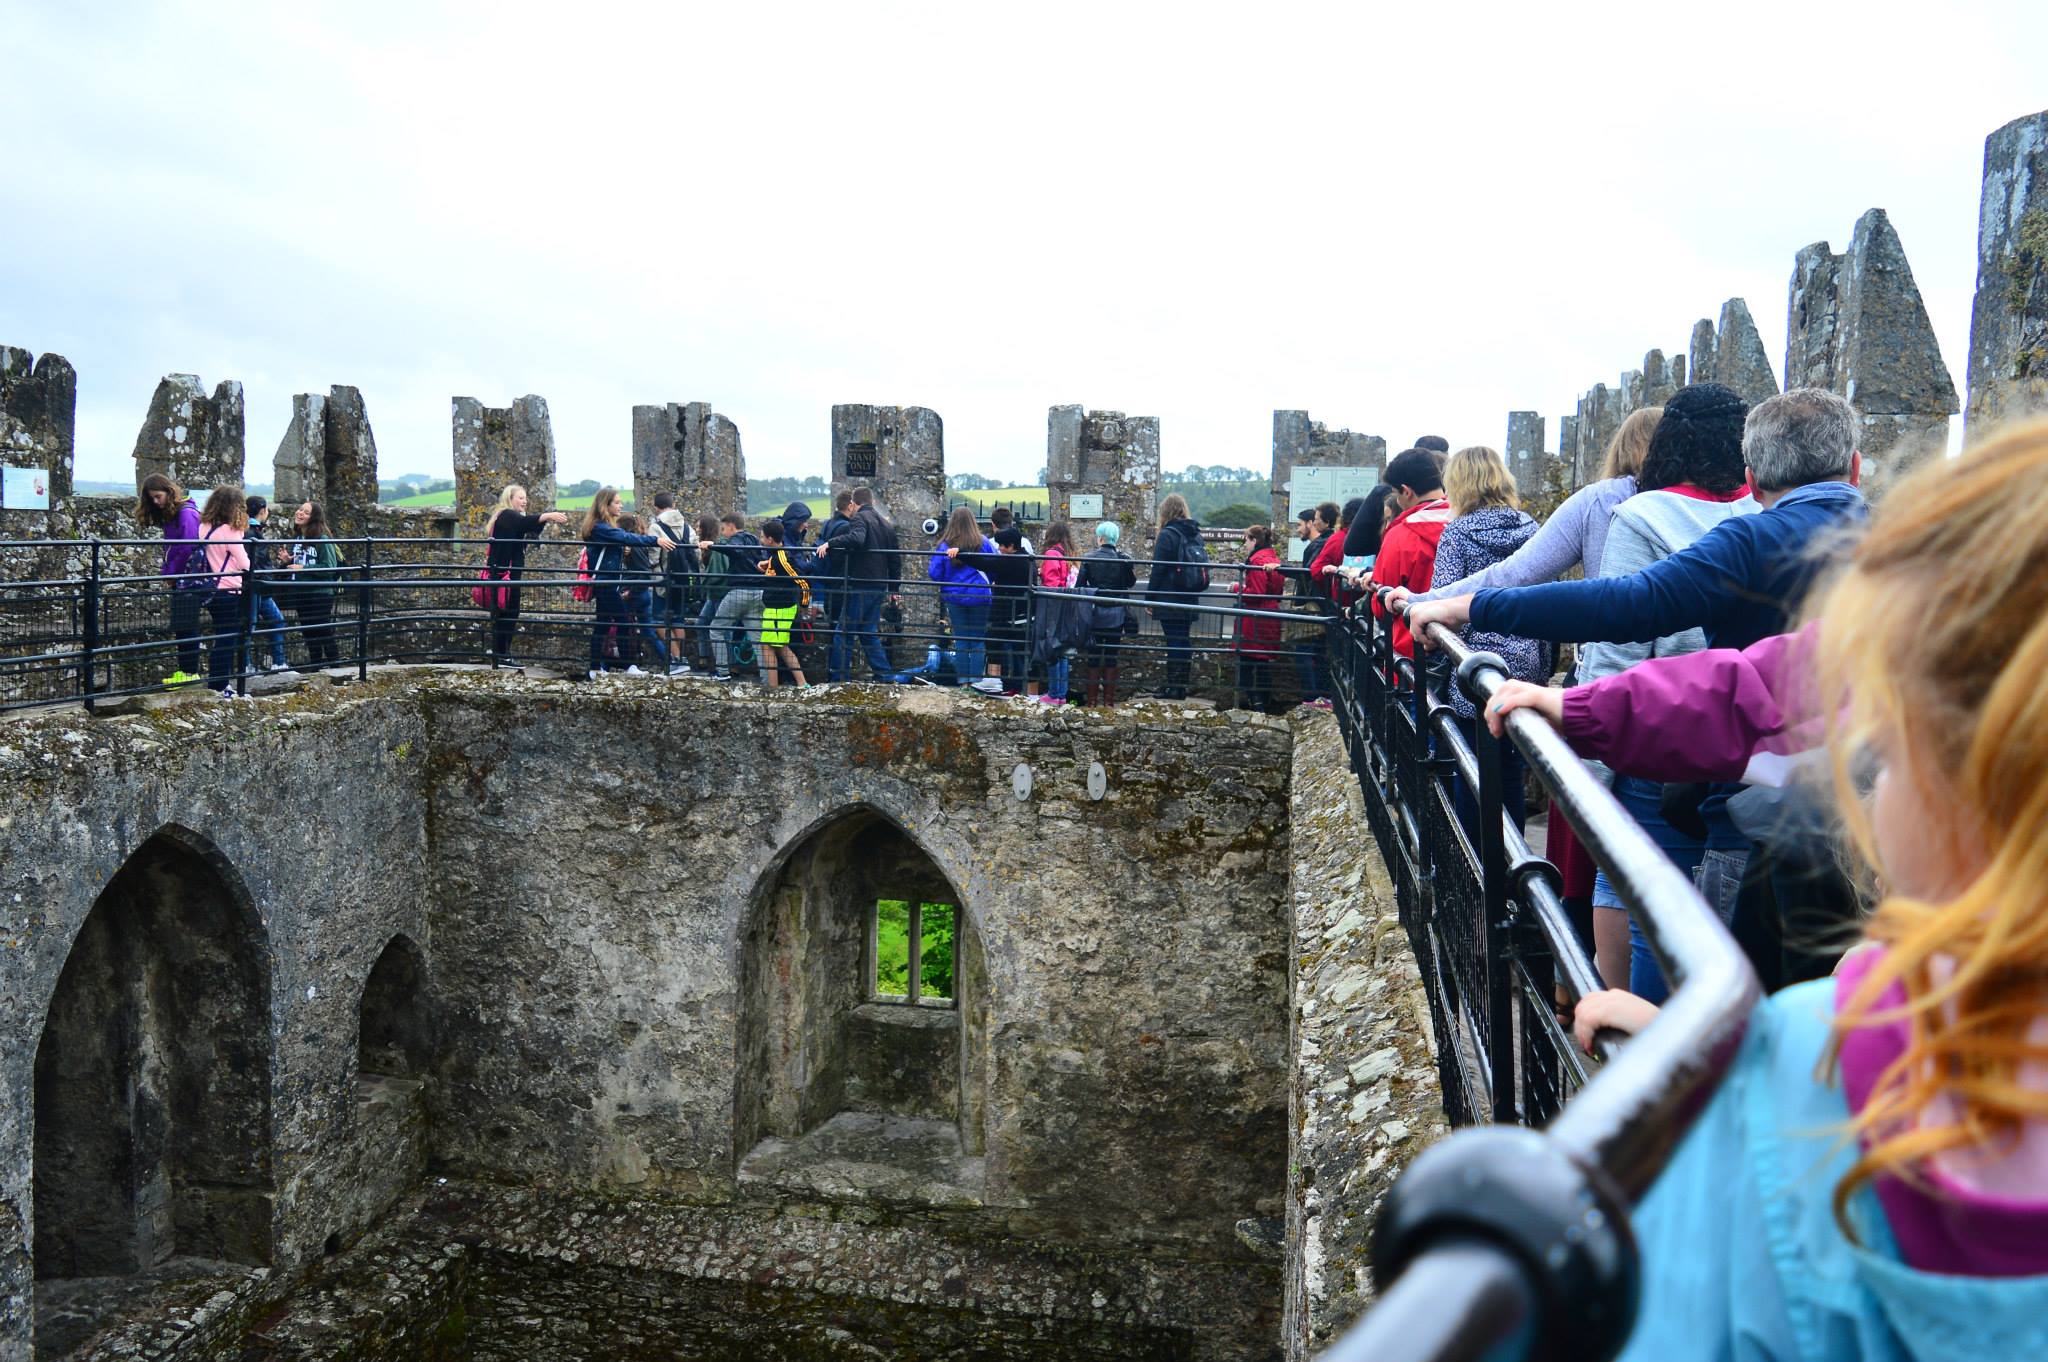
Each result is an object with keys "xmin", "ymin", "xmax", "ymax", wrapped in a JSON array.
[
  {"xmin": 1618, "ymin": 979, "xmax": 2048, "ymax": 1360},
  {"xmin": 1470, "ymin": 482, "xmax": 1866, "ymax": 653},
  {"xmin": 928, "ymin": 537, "xmax": 997, "ymax": 605}
]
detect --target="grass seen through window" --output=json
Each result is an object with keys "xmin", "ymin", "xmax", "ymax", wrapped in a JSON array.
[{"xmin": 874, "ymin": 899, "xmax": 955, "ymax": 1002}]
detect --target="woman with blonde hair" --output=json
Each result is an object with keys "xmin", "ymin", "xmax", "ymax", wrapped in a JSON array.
[
  {"xmin": 482, "ymin": 483, "xmax": 569, "ymax": 663},
  {"xmin": 1428, "ymin": 448, "xmax": 1545, "ymax": 833},
  {"xmin": 1399, "ymin": 405, "xmax": 1660, "ymax": 609},
  {"xmin": 1494, "ymin": 419, "xmax": 2048, "ymax": 1355},
  {"xmin": 194, "ymin": 486, "xmax": 253, "ymax": 694}
]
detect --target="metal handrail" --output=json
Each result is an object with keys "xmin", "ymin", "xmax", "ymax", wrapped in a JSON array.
[{"xmin": 1317, "ymin": 591, "xmax": 1759, "ymax": 1362}]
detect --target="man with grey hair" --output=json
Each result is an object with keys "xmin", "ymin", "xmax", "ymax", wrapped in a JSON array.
[{"xmin": 1405, "ymin": 387, "xmax": 1866, "ymax": 657}]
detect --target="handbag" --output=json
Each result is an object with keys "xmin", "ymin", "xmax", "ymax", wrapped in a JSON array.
[{"xmin": 471, "ymin": 567, "xmax": 511, "ymax": 611}]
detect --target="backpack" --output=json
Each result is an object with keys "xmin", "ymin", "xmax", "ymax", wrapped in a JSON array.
[
  {"xmin": 1173, "ymin": 532, "xmax": 1212, "ymax": 594},
  {"xmin": 572, "ymin": 548, "xmax": 595, "ymax": 602}
]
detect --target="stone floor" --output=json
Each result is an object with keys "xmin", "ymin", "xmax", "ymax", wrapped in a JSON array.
[
  {"xmin": 738, "ymin": 1110, "xmax": 989, "ymax": 1207},
  {"xmin": 33, "ymin": 1258, "xmax": 261, "ymax": 1360}
]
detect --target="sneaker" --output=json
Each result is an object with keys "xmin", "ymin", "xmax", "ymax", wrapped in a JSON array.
[
  {"xmin": 162, "ymin": 670, "xmax": 204, "ymax": 688},
  {"xmin": 623, "ymin": 665, "xmax": 647, "ymax": 676},
  {"xmin": 1038, "ymin": 695, "xmax": 1067, "ymax": 707},
  {"xmin": 588, "ymin": 669, "xmax": 604, "ymax": 681},
  {"xmin": 713, "ymin": 669, "xmax": 734, "ymax": 681},
  {"xmin": 1307, "ymin": 697, "xmax": 1334, "ymax": 710},
  {"xmin": 667, "ymin": 662, "xmax": 692, "ymax": 676},
  {"xmin": 264, "ymin": 660, "xmax": 290, "ymax": 673},
  {"xmin": 970, "ymin": 677, "xmax": 1005, "ymax": 695}
]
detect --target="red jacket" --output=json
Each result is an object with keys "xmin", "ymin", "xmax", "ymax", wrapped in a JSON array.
[
  {"xmin": 1370, "ymin": 498, "xmax": 1454, "ymax": 657},
  {"xmin": 1308, "ymin": 527, "xmax": 1358, "ymax": 609},
  {"xmin": 1233, "ymin": 546, "xmax": 1285, "ymax": 658}
]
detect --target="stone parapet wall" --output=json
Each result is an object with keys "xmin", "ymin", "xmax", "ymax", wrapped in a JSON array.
[
  {"xmin": 0, "ymin": 672, "xmax": 1295, "ymax": 1358},
  {"xmin": 1281, "ymin": 713, "xmax": 1444, "ymax": 1360}
]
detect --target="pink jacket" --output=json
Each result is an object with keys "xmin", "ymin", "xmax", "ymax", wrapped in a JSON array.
[
  {"xmin": 1559, "ymin": 629, "xmax": 1816, "ymax": 782},
  {"xmin": 1038, "ymin": 545, "xmax": 1077, "ymax": 589},
  {"xmin": 199, "ymin": 524, "xmax": 251, "ymax": 592}
]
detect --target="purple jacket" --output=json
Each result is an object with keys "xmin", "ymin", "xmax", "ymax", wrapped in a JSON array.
[
  {"xmin": 1559, "ymin": 630, "xmax": 1814, "ymax": 781},
  {"xmin": 160, "ymin": 499, "xmax": 204, "ymax": 582}
]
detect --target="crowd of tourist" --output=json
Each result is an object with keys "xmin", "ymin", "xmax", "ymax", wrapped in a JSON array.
[
  {"xmin": 123, "ymin": 395, "xmax": 2048, "ymax": 1347},
  {"xmin": 1326, "ymin": 393, "xmax": 2048, "ymax": 1351}
]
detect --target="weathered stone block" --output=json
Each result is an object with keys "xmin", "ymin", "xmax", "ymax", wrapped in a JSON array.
[
  {"xmin": 1787, "ymin": 211, "xmax": 1958, "ymax": 488},
  {"xmin": 1048, "ymin": 405, "xmax": 1160, "ymax": 547},
  {"xmin": 631, "ymin": 400, "xmax": 746, "ymax": 521},
  {"xmin": 271, "ymin": 392, "xmax": 327, "ymax": 509},
  {"xmin": 323, "ymin": 385, "xmax": 381, "ymax": 540},
  {"xmin": 453, "ymin": 394, "xmax": 558, "ymax": 529},
  {"xmin": 132, "ymin": 374, "xmax": 244, "ymax": 494},
  {"xmin": 831, "ymin": 404, "xmax": 945, "ymax": 552},
  {"xmin": 1269, "ymin": 411, "xmax": 1386, "ymax": 532},
  {"xmin": 0, "ymin": 347, "xmax": 76, "ymax": 525},
  {"xmin": 1967, "ymin": 109, "xmax": 2048, "ymax": 433},
  {"xmin": 1713, "ymin": 298, "xmax": 1780, "ymax": 404},
  {"xmin": 1504, "ymin": 410, "xmax": 1549, "ymax": 501}
]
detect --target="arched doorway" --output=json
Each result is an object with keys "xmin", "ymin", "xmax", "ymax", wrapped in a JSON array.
[
  {"xmin": 31, "ymin": 828, "xmax": 273, "ymax": 1284},
  {"xmin": 734, "ymin": 810, "xmax": 989, "ymax": 1200}
]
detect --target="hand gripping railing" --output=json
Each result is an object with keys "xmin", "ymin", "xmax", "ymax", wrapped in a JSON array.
[{"xmin": 1318, "ymin": 590, "xmax": 1759, "ymax": 1362}]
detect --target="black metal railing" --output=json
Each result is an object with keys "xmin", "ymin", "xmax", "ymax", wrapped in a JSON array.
[
  {"xmin": 1317, "ymin": 591, "xmax": 1760, "ymax": 1362},
  {"xmin": 0, "ymin": 535, "xmax": 1335, "ymax": 712}
]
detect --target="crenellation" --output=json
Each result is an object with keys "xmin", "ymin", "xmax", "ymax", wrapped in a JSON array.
[
  {"xmin": 453, "ymin": 394, "xmax": 558, "ymax": 529},
  {"xmin": 1967, "ymin": 108, "xmax": 2048, "ymax": 433},
  {"xmin": 1269, "ymin": 412, "xmax": 1386, "ymax": 532},
  {"xmin": 631, "ymin": 400, "xmax": 746, "ymax": 520},
  {"xmin": 0, "ymin": 346, "xmax": 76, "ymax": 519},
  {"xmin": 1047, "ymin": 405, "xmax": 1160, "ymax": 546},
  {"xmin": 132, "ymin": 373, "xmax": 244, "ymax": 495}
]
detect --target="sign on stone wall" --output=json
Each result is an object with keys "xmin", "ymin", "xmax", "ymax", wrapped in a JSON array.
[
  {"xmin": 1, "ymin": 466, "xmax": 49, "ymax": 509},
  {"xmin": 1286, "ymin": 464, "xmax": 1379, "ymax": 519},
  {"xmin": 1069, "ymin": 493, "xmax": 1103, "ymax": 519}
]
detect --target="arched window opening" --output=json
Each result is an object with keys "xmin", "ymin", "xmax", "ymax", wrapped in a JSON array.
[
  {"xmin": 31, "ymin": 829, "xmax": 273, "ymax": 1306},
  {"xmin": 357, "ymin": 934, "xmax": 433, "ymax": 1079},
  {"xmin": 736, "ymin": 810, "xmax": 988, "ymax": 1204}
]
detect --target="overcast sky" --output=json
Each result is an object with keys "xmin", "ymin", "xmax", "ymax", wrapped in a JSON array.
[{"xmin": 5, "ymin": 2, "xmax": 2044, "ymax": 489}]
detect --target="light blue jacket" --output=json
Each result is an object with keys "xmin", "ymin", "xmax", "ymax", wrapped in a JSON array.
[{"xmin": 1619, "ymin": 979, "xmax": 2048, "ymax": 1360}]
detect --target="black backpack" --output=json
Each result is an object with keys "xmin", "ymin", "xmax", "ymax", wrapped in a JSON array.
[
  {"xmin": 1158, "ymin": 527, "xmax": 1210, "ymax": 595},
  {"xmin": 1179, "ymin": 535, "xmax": 1212, "ymax": 593}
]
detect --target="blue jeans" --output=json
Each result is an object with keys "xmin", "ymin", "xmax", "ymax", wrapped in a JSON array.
[
  {"xmin": 1046, "ymin": 655, "xmax": 1071, "ymax": 701},
  {"xmin": 834, "ymin": 586, "xmax": 892, "ymax": 679},
  {"xmin": 590, "ymin": 589, "xmax": 629, "ymax": 671},
  {"xmin": 622, "ymin": 588, "xmax": 667, "ymax": 665},
  {"xmin": 1293, "ymin": 639, "xmax": 1326, "ymax": 702},
  {"xmin": 945, "ymin": 599, "xmax": 990, "ymax": 684},
  {"xmin": 169, "ymin": 584, "xmax": 205, "ymax": 675},
  {"xmin": 205, "ymin": 591, "xmax": 247, "ymax": 690},
  {"xmin": 1594, "ymin": 774, "xmax": 1744, "ymax": 1004},
  {"xmin": 253, "ymin": 593, "xmax": 287, "ymax": 666}
]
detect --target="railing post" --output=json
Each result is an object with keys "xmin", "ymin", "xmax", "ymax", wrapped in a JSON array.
[
  {"xmin": 1474, "ymin": 697, "xmax": 1518, "ymax": 1124},
  {"xmin": 239, "ymin": 552, "xmax": 258, "ymax": 694},
  {"xmin": 357, "ymin": 536, "xmax": 373, "ymax": 681},
  {"xmin": 81, "ymin": 540, "xmax": 101, "ymax": 711}
]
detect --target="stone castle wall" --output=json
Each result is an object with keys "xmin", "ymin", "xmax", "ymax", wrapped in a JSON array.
[{"xmin": 0, "ymin": 675, "xmax": 1302, "ymax": 1358}]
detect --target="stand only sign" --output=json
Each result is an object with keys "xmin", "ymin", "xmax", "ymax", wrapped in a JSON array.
[{"xmin": 1, "ymin": 467, "xmax": 51, "ymax": 510}]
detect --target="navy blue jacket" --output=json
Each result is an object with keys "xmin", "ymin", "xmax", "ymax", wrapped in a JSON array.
[
  {"xmin": 1469, "ymin": 482, "xmax": 1866, "ymax": 652},
  {"xmin": 585, "ymin": 521, "xmax": 660, "ymax": 580}
]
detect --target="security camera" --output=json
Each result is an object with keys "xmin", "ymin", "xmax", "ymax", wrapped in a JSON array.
[{"xmin": 921, "ymin": 517, "xmax": 941, "ymax": 536}]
